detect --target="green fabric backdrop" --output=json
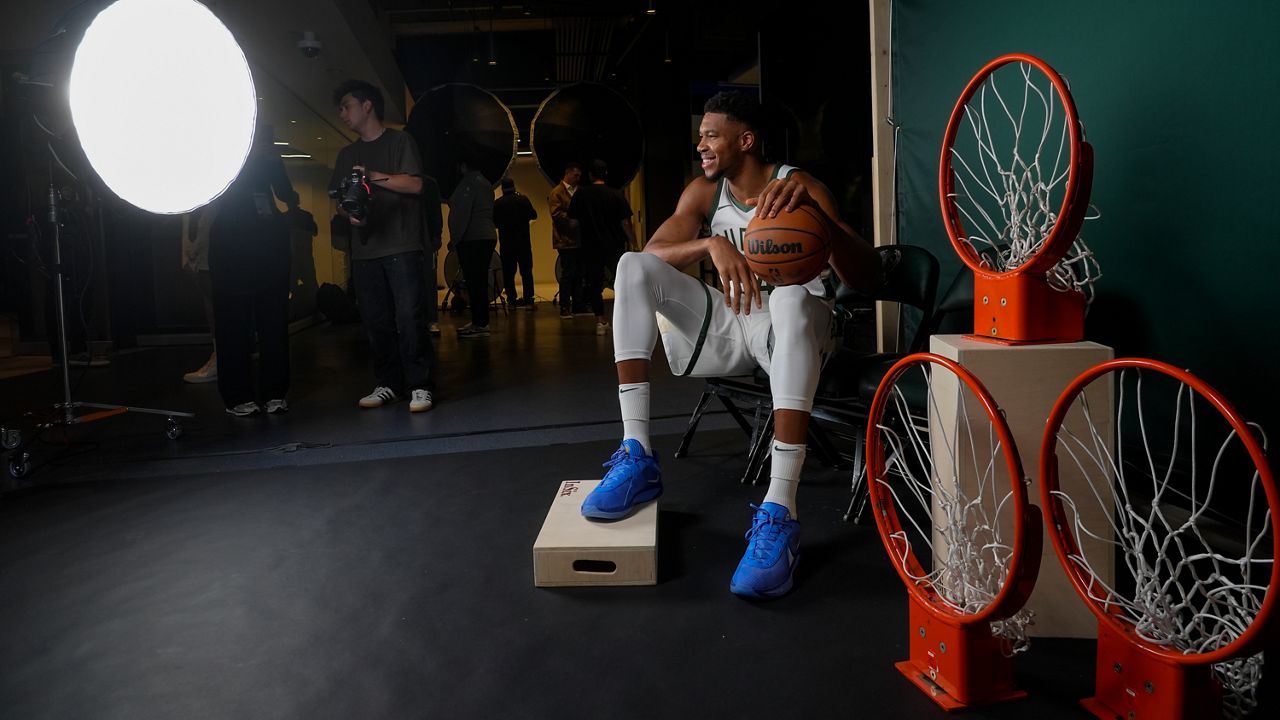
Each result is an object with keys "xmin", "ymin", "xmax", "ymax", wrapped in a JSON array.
[{"xmin": 891, "ymin": 0, "xmax": 1280, "ymax": 434}]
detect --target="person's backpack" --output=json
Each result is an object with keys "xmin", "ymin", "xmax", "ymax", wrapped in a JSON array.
[{"xmin": 316, "ymin": 282, "xmax": 358, "ymax": 324}]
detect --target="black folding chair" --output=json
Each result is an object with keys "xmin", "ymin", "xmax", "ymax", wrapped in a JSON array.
[{"xmin": 675, "ymin": 245, "xmax": 943, "ymax": 495}]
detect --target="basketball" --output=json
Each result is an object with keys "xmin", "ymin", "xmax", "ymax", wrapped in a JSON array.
[{"xmin": 743, "ymin": 205, "xmax": 831, "ymax": 286}]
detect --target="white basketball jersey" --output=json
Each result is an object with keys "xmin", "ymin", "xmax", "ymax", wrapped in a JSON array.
[{"xmin": 707, "ymin": 164, "xmax": 827, "ymax": 297}]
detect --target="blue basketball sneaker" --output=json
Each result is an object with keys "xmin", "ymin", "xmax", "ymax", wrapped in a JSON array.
[
  {"xmin": 730, "ymin": 502, "xmax": 801, "ymax": 598},
  {"xmin": 580, "ymin": 439, "xmax": 663, "ymax": 520}
]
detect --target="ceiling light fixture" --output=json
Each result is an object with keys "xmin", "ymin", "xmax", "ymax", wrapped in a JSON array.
[{"xmin": 646, "ymin": 1, "xmax": 656, "ymax": 15}]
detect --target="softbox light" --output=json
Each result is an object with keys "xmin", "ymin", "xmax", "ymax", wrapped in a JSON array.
[{"xmin": 69, "ymin": 0, "xmax": 256, "ymax": 214}]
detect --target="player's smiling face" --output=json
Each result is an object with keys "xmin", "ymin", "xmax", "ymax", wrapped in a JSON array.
[{"xmin": 697, "ymin": 113, "xmax": 749, "ymax": 180}]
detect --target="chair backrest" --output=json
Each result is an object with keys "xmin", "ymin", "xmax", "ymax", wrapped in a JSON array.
[{"xmin": 870, "ymin": 244, "xmax": 940, "ymax": 355}]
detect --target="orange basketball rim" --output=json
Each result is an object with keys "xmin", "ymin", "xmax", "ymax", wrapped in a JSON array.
[
  {"xmin": 1040, "ymin": 358, "xmax": 1279, "ymax": 719},
  {"xmin": 866, "ymin": 353, "xmax": 1043, "ymax": 710},
  {"xmin": 939, "ymin": 53, "xmax": 1095, "ymax": 344}
]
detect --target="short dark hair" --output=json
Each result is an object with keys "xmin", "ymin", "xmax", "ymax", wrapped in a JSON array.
[
  {"xmin": 563, "ymin": 161, "xmax": 582, "ymax": 175},
  {"xmin": 333, "ymin": 79, "xmax": 385, "ymax": 121},
  {"xmin": 703, "ymin": 91, "xmax": 764, "ymax": 134},
  {"xmin": 588, "ymin": 159, "xmax": 608, "ymax": 181}
]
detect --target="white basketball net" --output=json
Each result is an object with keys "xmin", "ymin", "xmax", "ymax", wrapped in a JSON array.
[
  {"xmin": 1051, "ymin": 368, "xmax": 1273, "ymax": 718},
  {"xmin": 947, "ymin": 61, "xmax": 1102, "ymax": 303},
  {"xmin": 874, "ymin": 362, "xmax": 1034, "ymax": 653}
]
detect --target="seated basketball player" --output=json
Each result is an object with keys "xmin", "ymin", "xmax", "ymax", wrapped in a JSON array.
[{"xmin": 580, "ymin": 91, "xmax": 880, "ymax": 597}]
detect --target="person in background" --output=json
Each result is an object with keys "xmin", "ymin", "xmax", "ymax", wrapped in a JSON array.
[
  {"xmin": 494, "ymin": 177, "xmax": 538, "ymax": 310},
  {"xmin": 448, "ymin": 159, "xmax": 498, "ymax": 338},
  {"xmin": 209, "ymin": 124, "xmax": 296, "ymax": 416},
  {"xmin": 421, "ymin": 174, "xmax": 444, "ymax": 336},
  {"xmin": 286, "ymin": 204, "xmax": 319, "ymax": 315},
  {"xmin": 182, "ymin": 199, "xmax": 219, "ymax": 383},
  {"xmin": 547, "ymin": 162, "xmax": 583, "ymax": 319},
  {"xmin": 330, "ymin": 78, "xmax": 435, "ymax": 413},
  {"xmin": 570, "ymin": 159, "xmax": 635, "ymax": 335}
]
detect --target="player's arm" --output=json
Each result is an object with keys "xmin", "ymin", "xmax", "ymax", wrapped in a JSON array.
[
  {"xmin": 751, "ymin": 172, "xmax": 880, "ymax": 294},
  {"xmin": 645, "ymin": 179, "xmax": 762, "ymax": 315}
]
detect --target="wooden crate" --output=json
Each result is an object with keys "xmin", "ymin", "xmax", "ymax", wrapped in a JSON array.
[
  {"xmin": 931, "ymin": 335, "xmax": 1114, "ymax": 638},
  {"xmin": 533, "ymin": 480, "xmax": 657, "ymax": 587}
]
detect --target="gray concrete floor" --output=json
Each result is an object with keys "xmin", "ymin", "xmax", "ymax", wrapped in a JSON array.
[{"xmin": 0, "ymin": 301, "xmax": 1274, "ymax": 718}]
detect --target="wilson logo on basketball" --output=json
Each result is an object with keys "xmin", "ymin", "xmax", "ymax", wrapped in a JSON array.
[
  {"xmin": 742, "ymin": 205, "xmax": 830, "ymax": 286},
  {"xmin": 747, "ymin": 238, "xmax": 804, "ymax": 255}
]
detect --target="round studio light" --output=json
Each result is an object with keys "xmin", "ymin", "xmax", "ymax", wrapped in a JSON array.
[{"xmin": 69, "ymin": 0, "xmax": 256, "ymax": 214}]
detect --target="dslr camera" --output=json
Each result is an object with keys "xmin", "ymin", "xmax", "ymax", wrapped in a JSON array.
[{"xmin": 329, "ymin": 170, "xmax": 371, "ymax": 222}]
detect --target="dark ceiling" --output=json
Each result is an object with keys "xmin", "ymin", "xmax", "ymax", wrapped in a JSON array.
[{"xmin": 375, "ymin": 1, "xmax": 765, "ymax": 142}]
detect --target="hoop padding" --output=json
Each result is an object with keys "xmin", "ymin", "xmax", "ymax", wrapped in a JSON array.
[
  {"xmin": 1040, "ymin": 358, "xmax": 1278, "ymax": 717},
  {"xmin": 867, "ymin": 353, "xmax": 1043, "ymax": 708}
]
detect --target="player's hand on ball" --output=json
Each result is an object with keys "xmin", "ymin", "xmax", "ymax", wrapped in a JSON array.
[
  {"xmin": 709, "ymin": 235, "xmax": 762, "ymax": 315},
  {"xmin": 748, "ymin": 178, "xmax": 813, "ymax": 219}
]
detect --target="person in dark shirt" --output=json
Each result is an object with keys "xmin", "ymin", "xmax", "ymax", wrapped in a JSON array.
[
  {"xmin": 447, "ymin": 160, "xmax": 498, "ymax": 338},
  {"xmin": 493, "ymin": 177, "xmax": 538, "ymax": 309},
  {"xmin": 209, "ymin": 123, "xmax": 298, "ymax": 416},
  {"xmin": 329, "ymin": 79, "xmax": 434, "ymax": 412},
  {"xmin": 569, "ymin": 159, "xmax": 635, "ymax": 335}
]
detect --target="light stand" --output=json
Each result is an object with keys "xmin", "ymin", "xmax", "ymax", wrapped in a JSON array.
[{"xmin": 1, "ymin": 172, "xmax": 193, "ymax": 482}]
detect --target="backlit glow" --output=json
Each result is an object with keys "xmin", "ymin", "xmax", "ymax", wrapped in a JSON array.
[{"xmin": 69, "ymin": 0, "xmax": 255, "ymax": 214}]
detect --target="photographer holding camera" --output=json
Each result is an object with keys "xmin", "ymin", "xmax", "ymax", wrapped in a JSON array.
[{"xmin": 329, "ymin": 79, "xmax": 435, "ymax": 413}]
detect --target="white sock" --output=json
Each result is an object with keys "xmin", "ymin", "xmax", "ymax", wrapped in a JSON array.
[
  {"xmin": 763, "ymin": 440, "xmax": 805, "ymax": 518},
  {"xmin": 618, "ymin": 382, "xmax": 651, "ymax": 454}
]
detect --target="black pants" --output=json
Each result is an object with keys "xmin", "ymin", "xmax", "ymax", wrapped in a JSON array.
[
  {"xmin": 212, "ymin": 280, "xmax": 290, "ymax": 408},
  {"xmin": 352, "ymin": 250, "xmax": 433, "ymax": 393},
  {"xmin": 500, "ymin": 238, "xmax": 534, "ymax": 302},
  {"xmin": 582, "ymin": 247, "xmax": 622, "ymax": 318},
  {"xmin": 558, "ymin": 248, "xmax": 584, "ymax": 312},
  {"xmin": 423, "ymin": 247, "xmax": 440, "ymax": 326},
  {"xmin": 458, "ymin": 240, "xmax": 497, "ymax": 327}
]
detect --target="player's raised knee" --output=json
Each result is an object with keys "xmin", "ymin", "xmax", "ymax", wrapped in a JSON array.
[
  {"xmin": 767, "ymin": 284, "xmax": 810, "ymax": 313},
  {"xmin": 615, "ymin": 251, "xmax": 662, "ymax": 288}
]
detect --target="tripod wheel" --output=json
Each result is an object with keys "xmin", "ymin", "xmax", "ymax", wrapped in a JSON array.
[
  {"xmin": 165, "ymin": 420, "xmax": 184, "ymax": 441},
  {"xmin": 1, "ymin": 427, "xmax": 20, "ymax": 450},
  {"xmin": 8, "ymin": 452, "xmax": 31, "ymax": 479}
]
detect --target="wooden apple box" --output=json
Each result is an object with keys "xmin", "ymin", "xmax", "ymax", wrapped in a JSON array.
[
  {"xmin": 931, "ymin": 334, "xmax": 1114, "ymax": 639},
  {"xmin": 533, "ymin": 480, "xmax": 658, "ymax": 587}
]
